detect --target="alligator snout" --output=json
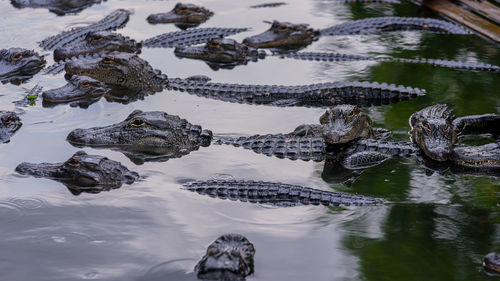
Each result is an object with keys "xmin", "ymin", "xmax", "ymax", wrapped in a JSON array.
[{"xmin": 66, "ymin": 128, "xmax": 89, "ymax": 144}]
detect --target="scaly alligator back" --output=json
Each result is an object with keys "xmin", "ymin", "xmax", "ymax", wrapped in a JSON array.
[
  {"xmin": 166, "ymin": 78, "xmax": 425, "ymax": 107},
  {"xmin": 39, "ymin": 9, "xmax": 131, "ymax": 50},
  {"xmin": 184, "ymin": 179, "xmax": 384, "ymax": 206},
  {"xmin": 320, "ymin": 17, "xmax": 471, "ymax": 35},
  {"xmin": 142, "ymin": 27, "xmax": 250, "ymax": 48}
]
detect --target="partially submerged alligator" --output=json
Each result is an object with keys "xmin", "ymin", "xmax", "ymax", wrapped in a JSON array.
[
  {"xmin": 0, "ymin": 111, "xmax": 22, "ymax": 143},
  {"xmin": 66, "ymin": 110, "xmax": 213, "ymax": 164},
  {"xmin": 195, "ymin": 234, "xmax": 255, "ymax": 281},
  {"xmin": 409, "ymin": 104, "xmax": 500, "ymax": 162},
  {"xmin": 147, "ymin": 3, "xmax": 214, "ymax": 29},
  {"xmin": 243, "ymin": 18, "xmax": 470, "ymax": 49},
  {"xmin": 15, "ymin": 150, "xmax": 139, "ymax": 195},
  {"xmin": 0, "ymin": 48, "xmax": 46, "ymax": 85},
  {"xmin": 184, "ymin": 179, "xmax": 385, "ymax": 206},
  {"xmin": 484, "ymin": 252, "xmax": 500, "ymax": 275},
  {"xmin": 10, "ymin": 0, "xmax": 103, "ymax": 16}
]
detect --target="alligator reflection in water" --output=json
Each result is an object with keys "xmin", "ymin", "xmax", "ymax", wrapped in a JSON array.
[
  {"xmin": 0, "ymin": 48, "xmax": 46, "ymax": 85},
  {"xmin": 15, "ymin": 151, "xmax": 139, "ymax": 195},
  {"xmin": 10, "ymin": 0, "xmax": 104, "ymax": 16},
  {"xmin": 66, "ymin": 110, "xmax": 213, "ymax": 164},
  {"xmin": 146, "ymin": 3, "xmax": 214, "ymax": 30}
]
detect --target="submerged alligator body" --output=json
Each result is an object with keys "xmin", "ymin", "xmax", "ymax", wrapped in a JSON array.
[
  {"xmin": 184, "ymin": 179, "xmax": 385, "ymax": 206},
  {"xmin": 243, "ymin": 18, "xmax": 469, "ymax": 49},
  {"xmin": 147, "ymin": 2, "xmax": 214, "ymax": 29},
  {"xmin": 0, "ymin": 111, "xmax": 22, "ymax": 143},
  {"xmin": 195, "ymin": 234, "xmax": 255, "ymax": 281},
  {"xmin": 409, "ymin": 104, "xmax": 500, "ymax": 164},
  {"xmin": 15, "ymin": 150, "xmax": 139, "ymax": 195},
  {"xmin": 167, "ymin": 76, "xmax": 425, "ymax": 107},
  {"xmin": 0, "ymin": 48, "xmax": 46, "ymax": 85},
  {"xmin": 11, "ymin": 0, "xmax": 103, "ymax": 16},
  {"xmin": 39, "ymin": 9, "xmax": 131, "ymax": 50},
  {"xmin": 66, "ymin": 110, "xmax": 213, "ymax": 164}
]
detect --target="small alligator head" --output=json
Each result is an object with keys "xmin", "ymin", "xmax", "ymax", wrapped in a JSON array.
[
  {"xmin": 10, "ymin": 0, "xmax": 102, "ymax": 16},
  {"xmin": 484, "ymin": 252, "xmax": 500, "ymax": 275},
  {"xmin": 242, "ymin": 20, "xmax": 320, "ymax": 49},
  {"xmin": 409, "ymin": 104, "xmax": 457, "ymax": 161},
  {"xmin": 0, "ymin": 48, "xmax": 45, "ymax": 85},
  {"xmin": 42, "ymin": 75, "xmax": 109, "ymax": 107},
  {"xmin": 15, "ymin": 151, "xmax": 139, "ymax": 195},
  {"xmin": 65, "ymin": 52, "xmax": 164, "ymax": 92},
  {"xmin": 452, "ymin": 142, "xmax": 500, "ymax": 169},
  {"xmin": 174, "ymin": 38, "xmax": 261, "ymax": 64},
  {"xmin": 66, "ymin": 110, "xmax": 213, "ymax": 163},
  {"xmin": 54, "ymin": 31, "xmax": 141, "ymax": 61},
  {"xmin": 195, "ymin": 234, "xmax": 255, "ymax": 281},
  {"xmin": 0, "ymin": 111, "xmax": 22, "ymax": 143},
  {"xmin": 146, "ymin": 2, "xmax": 214, "ymax": 28}
]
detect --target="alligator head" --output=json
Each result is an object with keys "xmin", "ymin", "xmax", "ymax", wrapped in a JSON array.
[
  {"xmin": 66, "ymin": 110, "xmax": 213, "ymax": 163},
  {"xmin": 174, "ymin": 38, "xmax": 261, "ymax": 66},
  {"xmin": 54, "ymin": 31, "xmax": 141, "ymax": 61},
  {"xmin": 0, "ymin": 111, "xmax": 22, "ymax": 143},
  {"xmin": 65, "ymin": 52, "xmax": 164, "ymax": 92},
  {"xmin": 484, "ymin": 252, "xmax": 500, "ymax": 275},
  {"xmin": 0, "ymin": 48, "xmax": 45, "ymax": 85},
  {"xmin": 409, "ymin": 104, "xmax": 457, "ymax": 161},
  {"xmin": 146, "ymin": 2, "xmax": 214, "ymax": 29},
  {"xmin": 452, "ymin": 142, "xmax": 500, "ymax": 169},
  {"xmin": 10, "ymin": 0, "xmax": 102, "ymax": 16},
  {"xmin": 242, "ymin": 20, "xmax": 320, "ymax": 49},
  {"xmin": 15, "ymin": 151, "xmax": 139, "ymax": 195},
  {"xmin": 292, "ymin": 105, "xmax": 374, "ymax": 144},
  {"xmin": 195, "ymin": 234, "xmax": 255, "ymax": 281},
  {"xmin": 42, "ymin": 75, "xmax": 109, "ymax": 107}
]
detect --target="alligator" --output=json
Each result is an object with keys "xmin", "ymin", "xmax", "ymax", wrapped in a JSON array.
[
  {"xmin": 42, "ymin": 75, "xmax": 155, "ymax": 108},
  {"xmin": 243, "ymin": 18, "xmax": 469, "ymax": 49},
  {"xmin": 64, "ymin": 52, "xmax": 165, "ymax": 93},
  {"xmin": 10, "ymin": 0, "xmax": 103, "ymax": 16},
  {"xmin": 66, "ymin": 110, "xmax": 213, "ymax": 164},
  {"xmin": 39, "ymin": 9, "xmax": 132, "ymax": 51},
  {"xmin": 166, "ymin": 75, "xmax": 425, "ymax": 107},
  {"xmin": 172, "ymin": 37, "xmax": 499, "ymax": 72},
  {"xmin": 0, "ymin": 111, "xmax": 22, "ymax": 143},
  {"xmin": 0, "ymin": 48, "xmax": 46, "ymax": 85},
  {"xmin": 184, "ymin": 179, "xmax": 385, "ymax": 207},
  {"xmin": 195, "ymin": 234, "xmax": 255, "ymax": 281},
  {"xmin": 484, "ymin": 252, "xmax": 500, "ymax": 275},
  {"xmin": 53, "ymin": 31, "xmax": 141, "ymax": 62},
  {"xmin": 409, "ymin": 104, "xmax": 500, "ymax": 162},
  {"xmin": 15, "ymin": 150, "xmax": 139, "ymax": 195},
  {"xmin": 174, "ymin": 38, "xmax": 264, "ymax": 69},
  {"xmin": 146, "ymin": 2, "xmax": 214, "ymax": 29}
]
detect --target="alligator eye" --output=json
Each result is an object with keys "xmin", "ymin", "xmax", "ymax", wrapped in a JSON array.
[
  {"xmin": 80, "ymin": 81, "xmax": 92, "ymax": 88},
  {"xmin": 347, "ymin": 109, "xmax": 359, "ymax": 120},
  {"xmin": 67, "ymin": 157, "xmax": 81, "ymax": 167},
  {"xmin": 423, "ymin": 122, "xmax": 432, "ymax": 134},
  {"xmin": 130, "ymin": 117, "xmax": 145, "ymax": 127},
  {"xmin": 208, "ymin": 41, "xmax": 220, "ymax": 48},
  {"xmin": 91, "ymin": 35, "xmax": 103, "ymax": 42},
  {"xmin": 207, "ymin": 249, "xmax": 219, "ymax": 256},
  {"xmin": 3, "ymin": 117, "xmax": 12, "ymax": 125},
  {"xmin": 116, "ymin": 77, "xmax": 125, "ymax": 84},
  {"xmin": 11, "ymin": 52, "xmax": 23, "ymax": 61},
  {"xmin": 102, "ymin": 57, "xmax": 114, "ymax": 64},
  {"xmin": 277, "ymin": 25, "xmax": 287, "ymax": 32}
]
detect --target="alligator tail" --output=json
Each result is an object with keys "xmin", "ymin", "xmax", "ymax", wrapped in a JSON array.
[
  {"xmin": 142, "ymin": 27, "xmax": 250, "ymax": 48},
  {"xmin": 184, "ymin": 179, "xmax": 385, "ymax": 206},
  {"xmin": 214, "ymin": 134, "xmax": 327, "ymax": 162}
]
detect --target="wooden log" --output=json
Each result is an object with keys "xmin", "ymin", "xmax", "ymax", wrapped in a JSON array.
[
  {"xmin": 415, "ymin": 0, "xmax": 500, "ymax": 42},
  {"xmin": 457, "ymin": 0, "xmax": 500, "ymax": 24}
]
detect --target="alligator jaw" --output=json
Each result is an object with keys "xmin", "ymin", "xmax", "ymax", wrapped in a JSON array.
[{"xmin": 452, "ymin": 142, "xmax": 500, "ymax": 169}]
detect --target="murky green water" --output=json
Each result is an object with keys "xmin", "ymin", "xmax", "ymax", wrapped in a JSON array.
[{"xmin": 0, "ymin": 0, "xmax": 498, "ymax": 280}]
